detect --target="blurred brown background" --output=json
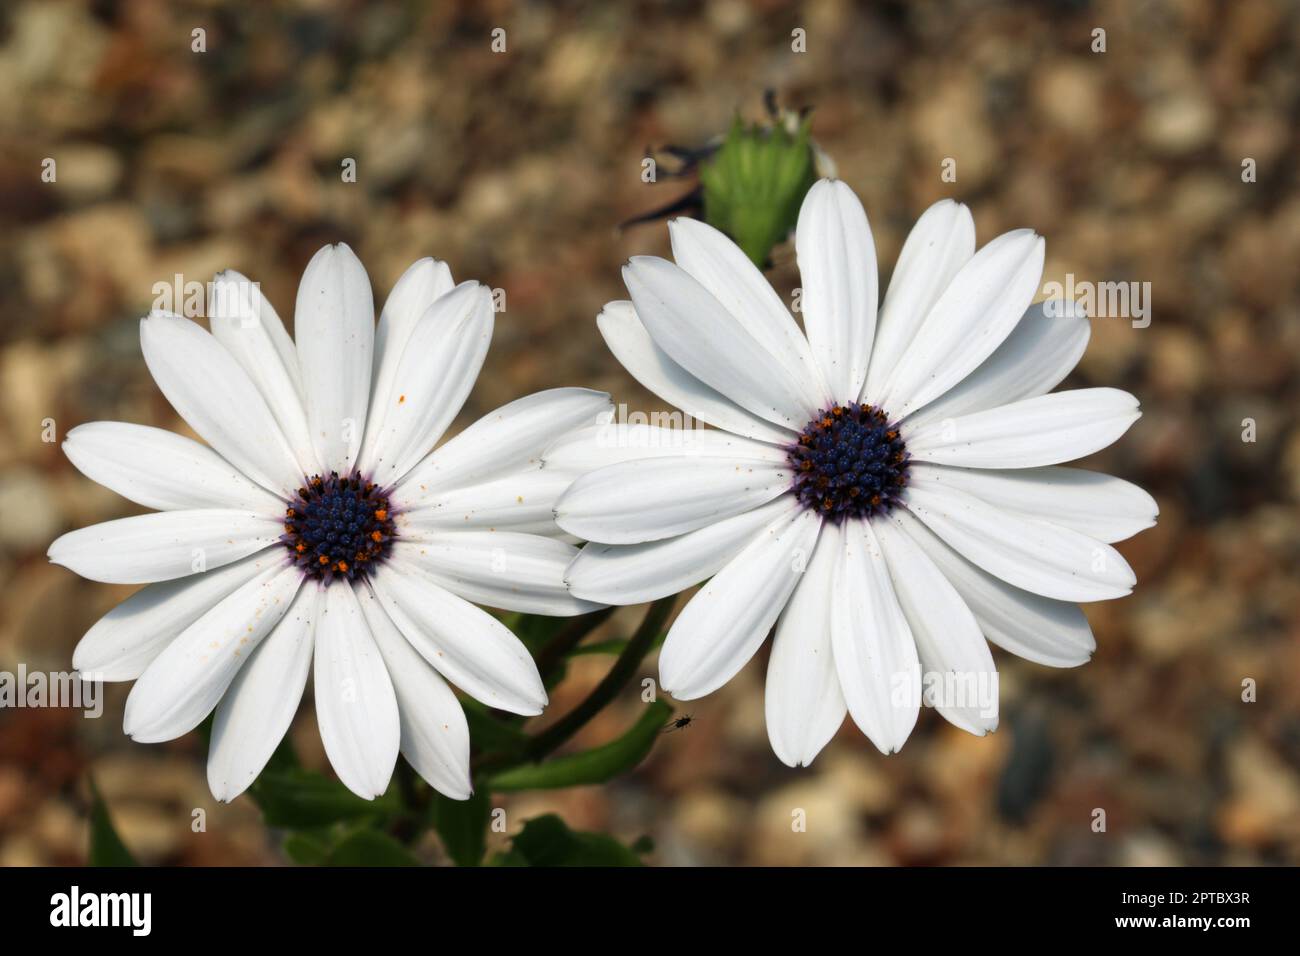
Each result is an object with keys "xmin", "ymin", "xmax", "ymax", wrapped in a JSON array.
[{"xmin": 1, "ymin": 0, "xmax": 1298, "ymax": 865}]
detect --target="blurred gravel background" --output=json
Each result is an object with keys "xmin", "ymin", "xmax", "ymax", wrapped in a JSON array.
[{"xmin": 1, "ymin": 0, "xmax": 1297, "ymax": 866}]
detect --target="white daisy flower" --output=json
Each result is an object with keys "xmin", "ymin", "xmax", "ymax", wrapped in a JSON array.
[
  {"xmin": 51, "ymin": 244, "xmax": 609, "ymax": 801},
  {"xmin": 553, "ymin": 179, "xmax": 1157, "ymax": 767}
]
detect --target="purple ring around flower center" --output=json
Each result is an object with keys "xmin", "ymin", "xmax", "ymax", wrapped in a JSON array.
[
  {"xmin": 282, "ymin": 471, "xmax": 396, "ymax": 583},
  {"xmin": 787, "ymin": 402, "xmax": 909, "ymax": 522}
]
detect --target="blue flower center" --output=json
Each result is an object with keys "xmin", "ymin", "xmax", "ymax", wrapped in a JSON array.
[
  {"xmin": 283, "ymin": 472, "xmax": 396, "ymax": 582},
  {"xmin": 788, "ymin": 402, "xmax": 909, "ymax": 522}
]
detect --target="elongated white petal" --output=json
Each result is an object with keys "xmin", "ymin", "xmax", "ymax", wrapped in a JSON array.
[
  {"xmin": 207, "ymin": 585, "xmax": 319, "ymax": 801},
  {"xmin": 624, "ymin": 257, "xmax": 819, "ymax": 428},
  {"xmin": 371, "ymin": 257, "xmax": 455, "ymax": 402},
  {"xmin": 864, "ymin": 200, "xmax": 975, "ymax": 402},
  {"xmin": 554, "ymin": 456, "xmax": 792, "ymax": 545},
  {"xmin": 660, "ymin": 503, "xmax": 820, "ymax": 700},
  {"xmin": 209, "ymin": 270, "xmax": 319, "ymax": 477},
  {"xmin": 123, "ymin": 561, "xmax": 301, "ymax": 742},
  {"xmin": 596, "ymin": 301, "xmax": 794, "ymax": 444},
  {"xmin": 902, "ymin": 477, "xmax": 1135, "ymax": 602},
  {"xmin": 63, "ymin": 422, "xmax": 281, "ymax": 513},
  {"xmin": 669, "ymin": 217, "xmax": 827, "ymax": 401},
  {"xmin": 400, "ymin": 466, "xmax": 574, "ymax": 536},
  {"xmin": 313, "ymin": 582, "xmax": 399, "ymax": 800},
  {"xmin": 830, "ymin": 520, "xmax": 920, "ymax": 754},
  {"xmin": 905, "ymin": 388, "xmax": 1141, "ymax": 469},
  {"xmin": 357, "ymin": 583, "xmax": 472, "ymax": 800},
  {"xmin": 359, "ymin": 282, "xmax": 494, "ymax": 485},
  {"xmin": 72, "ymin": 549, "xmax": 279, "ymax": 681},
  {"xmin": 876, "ymin": 229, "xmax": 1044, "ymax": 418},
  {"xmin": 875, "ymin": 517, "xmax": 998, "ymax": 736},
  {"xmin": 294, "ymin": 243, "xmax": 374, "ymax": 473},
  {"xmin": 49, "ymin": 510, "xmax": 283, "ymax": 584},
  {"xmin": 374, "ymin": 260, "xmax": 454, "ymax": 374},
  {"xmin": 795, "ymin": 179, "xmax": 877, "ymax": 399},
  {"xmin": 892, "ymin": 509, "xmax": 1095, "ymax": 666},
  {"xmin": 388, "ymin": 535, "xmax": 599, "ymax": 616},
  {"xmin": 370, "ymin": 560, "xmax": 546, "ymax": 715},
  {"xmin": 765, "ymin": 524, "xmax": 846, "ymax": 767},
  {"xmin": 397, "ymin": 387, "xmax": 612, "ymax": 502},
  {"xmin": 542, "ymin": 423, "xmax": 787, "ymax": 475},
  {"xmin": 566, "ymin": 497, "xmax": 793, "ymax": 604},
  {"xmin": 904, "ymin": 300, "xmax": 1090, "ymax": 429},
  {"xmin": 140, "ymin": 312, "xmax": 302, "ymax": 496},
  {"xmin": 908, "ymin": 463, "xmax": 1158, "ymax": 543},
  {"xmin": 211, "ymin": 269, "xmax": 305, "ymax": 396}
]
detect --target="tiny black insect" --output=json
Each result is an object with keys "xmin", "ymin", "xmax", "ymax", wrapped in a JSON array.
[{"xmin": 662, "ymin": 714, "xmax": 694, "ymax": 734}]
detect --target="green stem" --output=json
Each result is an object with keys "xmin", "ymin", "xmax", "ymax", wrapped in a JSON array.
[
  {"xmin": 389, "ymin": 759, "xmax": 428, "ymax": 844},
  {"xmin": 519, "ymin": 595, "xmax": 676, "ymax": 764},
  {"xmin": 533, "ymin": 606, "xmax": 616, "ymax": 684}
]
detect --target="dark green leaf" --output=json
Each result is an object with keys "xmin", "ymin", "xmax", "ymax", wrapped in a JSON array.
[
  {"xmin": 501, "ymin": 612, "xmax": 567, "ymax": 652},
  {"xmin": 428, "ymin": 789, "xmax": 491, "ymax": 867},
  {"xmin": 281, "ymin": 830, "xmax": 331, "ymax": 865},
  {"xmin": 461, "ymin": 697, "xmax": 530, "ymax": 755},
  {"xmin": 486, "ymin": 701, "xmax": 671, "ymax": 792},
  {"xmin": 322, "ymin": 828, "xmax": 420, "ymax": 867},
  {"xmin": 494, "ymin": 814, "xmax": 646, "ymax": 867},
  {"xmin": 88, "ymin": 777, "xmax": 137, "ymax": 867},
  {"xmin": 250, "ymin": 767, "xmax": 396, "ymax": 828}
]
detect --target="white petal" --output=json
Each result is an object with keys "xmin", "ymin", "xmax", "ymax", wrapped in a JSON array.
[
  {"xmin": 795, "ymin": 179, "xmax": 877, "ymax": 399},
  {"xmin": 359, "ymin": 281, "xmax": 494, "ymax": 485},
  {"xmin": 876, "ymin": 229, "xmax": 1044, "ymax": 418},
  {"xmin": 209, "ymin": 270, "xmax": 319, "ymax": 477},
  {"xmin": 765, "ymin": 524, "xmax": 846, "ymax": 767},
  {"xmin": 72, "ymin": 550, "xmax": 278, "ymax": 681},
  {"xmin": 624, "ymin": 256, "xmax": 819, "ymax": 428},
  {"xmin": 904, "ymin": 299, "xmax": 1090, "ymax": 429},
  {"xmin": 371, "ymin": 257, "xmax": 455, "ymax": 403},
  {"xmin": 904, "ymin": 388, "xmax": 1141, "ymax": 469},
  {"xmin": 140, "ymin": 312, "xmax": 302, "ymax": 495},
  {"xmin": 669, "ymin": 217, "xmax": 827, "ymax": 400},
  {"xmin": 874, "ymin": 516, "xmax": 998, "ymax": 736},
  {"xmin": 123, "ymin": 561, "xmax": 301, "ymax": 742},
  {"xmin": 211, "ymin": 269, "xmax": 305, "ymax": 396},
  {"xmin": 902, "ymin": 476, "xmax": 1136, "ymax": 602},
  {"xmin": 892, "ymin": 508, "xmax": 1095, "ymax": 667},
  {"xmin": 357, "ymin": 583, "xmax": 472, "ymax": 800},
  {"xmin": 830, "ymin": 520, "xmax": 920, "ymax": 754},
  {"xmin": 313, "ymin": 582, "xmax": 400, "ymax": 800},
  {"xmin": 542, "ymin": 422, "xmax": 788, "ymax": 474},
  {"xmin": 63, "ymin": 422, "xmax": 281, "ymax": 513},
  {"xmin": 400, "ymin": 465, "xmax": 574, "ymax": 536},
  {"xmin": 554, "ymin": 456, "xmax": 792, "ymax": 545},
  {"xmin": 596, "ymin": 300, "xmax": 794, "ymax": 444},
  {"xmin": 388, "ymin": 535, "xmax": 600, "ymax": 617},
  {"xmin": 864, "ymin": 200, "xmax": 975, "ymax": 403},
  {"xmin": 396, "ymin": 387, "xmax": 612, "ymax": 502},
  {"xmin": 374, "ymin": 260, "xmax": 454, "ymax": 374},
  {"xmin": 294, "ymin": 243, "xmax": 374, "ymax": 473},
  {"xmin": 49, "ymin": 510, "xmax": 283, "ymax": 584},
  {"xmin": 908, "ymin": 463, "xmax": 1158, "ymax": 543},
  {"xmin": 566, "ymin": 497, "xmax": 794, "ymax": 604},
  {"xmin": 207, "ymin": 585, "xmax": 319, "ymax": 801},
  {"xmin": 369, "ymin": 560, "xmax": 546, "ymax": 715},
  {"xmin": 659, "ymin": 502, "xmax": 819, "ymax": 700}
]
